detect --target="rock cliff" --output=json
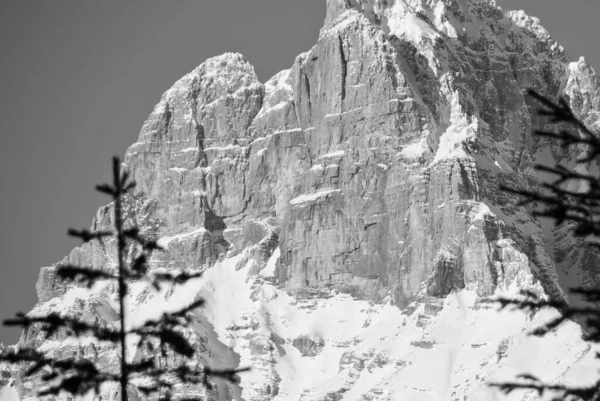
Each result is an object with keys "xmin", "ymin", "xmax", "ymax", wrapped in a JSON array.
[{"xmin": 2, "ymin": 0, "xmax": 600, "ymax": 400}]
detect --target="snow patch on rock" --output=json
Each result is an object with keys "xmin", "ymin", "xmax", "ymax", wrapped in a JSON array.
[{"xmin": 289, "ymin": 189, "xmax": 341, "ymax": 206}]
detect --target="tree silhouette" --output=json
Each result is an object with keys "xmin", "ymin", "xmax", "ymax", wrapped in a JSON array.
[
  {"xmin": 490, "ymin": 90, "xmax": 600, "ymax": 400},
  {"xmin": 0, "ymin": 157, "xmax": 247, "ymax": 400}
]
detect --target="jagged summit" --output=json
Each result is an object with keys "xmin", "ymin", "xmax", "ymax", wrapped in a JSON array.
[
  {"xmin": 161, "ymin": 52, "xmax": 260, "ymax": 103},
  {"xmin": 2, "ymin": 0, "xmax": 600, "ymax": 400}
]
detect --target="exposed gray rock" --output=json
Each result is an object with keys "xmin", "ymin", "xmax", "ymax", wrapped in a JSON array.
[
  {"xmin": 292, "ymin": 335, "xmax": 325, "ymax": 357},
  {"xmin": 4, "ymin": 0, "xmax": 600, "ymax": 400}
]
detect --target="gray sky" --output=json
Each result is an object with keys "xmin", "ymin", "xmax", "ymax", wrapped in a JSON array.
[{"xmin": 0, "ymin": 0, "xmax": 597, "ymax": 344}]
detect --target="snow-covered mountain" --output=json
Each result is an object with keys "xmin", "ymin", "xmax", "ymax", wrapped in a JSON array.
[{"xmin": 2, "ymin": 0, "xmax": 600, "ymax": 399}]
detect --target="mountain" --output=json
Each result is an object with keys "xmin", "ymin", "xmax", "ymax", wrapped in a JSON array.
[{"xmin": 2, "ymin": 0, "xmax": 600, "ymax": 399}]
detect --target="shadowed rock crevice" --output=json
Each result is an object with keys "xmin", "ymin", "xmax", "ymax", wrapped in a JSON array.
[
  {"xmin": 338, "ymin": 34, "xmax": 347, "ymax": 108},
  {"xmin": 292, "ymin": 335, "xmax": 325, "ymax": 357},
  {"xmin": 198, "ymin": 195, "xmax": 230, "ymax": 259},
  {"xmin": 427, "ymin": 251, "xmax": 466, "ymax": 297},
  {"xmin": 303, "ymin": 72, "xmax": 312, "ymax": 121},
  {"xmin": 193, "ymin": 121, "xmax": 208, "ymax": 169},
  {"xmin": 387, "ymin": 35, "xmax": 441, "ymax": 127}
]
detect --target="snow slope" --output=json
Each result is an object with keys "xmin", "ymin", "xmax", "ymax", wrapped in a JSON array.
[{"xmin": 2, "ymin": 0, "xmax": 600, "ymax": 399}]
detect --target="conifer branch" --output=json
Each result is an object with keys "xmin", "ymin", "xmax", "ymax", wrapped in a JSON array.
[
  {"xmin": 56, "ymin": 265, "xmax": 118, "ymax": 287},
  {"xmin": 490, "ymin": 90, "xmax": 600, "ymax": 400},
  {"xmin": 67, "ymin": 228, "xmax": 113, "ymax": 243},
  {"xmin": 1, "ymin": 156, "xmax": 247, "ymax": 400},
  {"xmin": 3, "ymin": 312, "xmax": 119, "ymax": 342}
]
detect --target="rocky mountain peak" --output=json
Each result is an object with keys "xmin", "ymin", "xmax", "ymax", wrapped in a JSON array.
[
  {"xmin": 2, "ymin": 0, "xmax": 600, "ymax": 400},
  {"xmin": 161, "ymin": 52, "xmax": 260, "ymax": 104}
]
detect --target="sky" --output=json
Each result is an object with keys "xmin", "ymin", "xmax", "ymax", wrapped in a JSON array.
[{"xmin": 0, "ymin": 0, "xmax": 597, "ymax": 345}]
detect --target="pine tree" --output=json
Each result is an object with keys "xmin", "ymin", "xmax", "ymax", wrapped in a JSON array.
[
  {"xmin": 491, "ymin": 90, "xmax": 600, "ymax": 400},
  {"xmin": 0, "ymin": 157, "xmax": 247, "ymax": 400}
]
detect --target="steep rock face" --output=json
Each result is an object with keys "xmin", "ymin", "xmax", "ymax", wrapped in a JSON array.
[
  {"xmin": 119, "ymin": 0, "xmax": 600, "ymax": 311},
  {"xmin": 3, "ymin": 0, "xmax": 600, "ymax": 400}
]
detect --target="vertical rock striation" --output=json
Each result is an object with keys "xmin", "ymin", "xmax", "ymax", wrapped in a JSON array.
[{"xmin": 3, "ymin": 0, "xmax": 600, "ymax": 400}]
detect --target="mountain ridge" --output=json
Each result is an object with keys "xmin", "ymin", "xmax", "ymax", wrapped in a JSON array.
[{"xmin": 2, "ymin": 0, "xmax": 600, "ymax": 399}]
